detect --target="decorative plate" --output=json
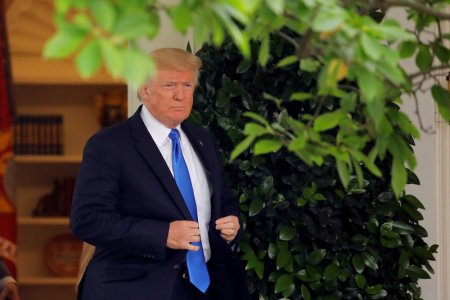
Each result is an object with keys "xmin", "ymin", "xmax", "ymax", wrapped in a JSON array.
[{"xmin": 43, "ymin": 233, "xmax": 83, "ymax": 277}]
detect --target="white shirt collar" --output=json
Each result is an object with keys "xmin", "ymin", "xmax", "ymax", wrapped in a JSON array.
[{"xmin": 140, "ymin": 105, "xmax": 182, "ymax": 146}]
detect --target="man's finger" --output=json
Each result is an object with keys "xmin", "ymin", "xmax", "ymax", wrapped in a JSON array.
[
  {"xmin": 215, "ymin": 216, "xmax": 237, "ymax": 224},
  {"xmin": 185, "ymin": 243, "xmax": 200, "ymax": 251}
]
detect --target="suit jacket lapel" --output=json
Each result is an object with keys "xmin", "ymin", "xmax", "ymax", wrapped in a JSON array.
[{"xmin": 129, "ymin": 107, "xmax": 192, "ymax": 220}]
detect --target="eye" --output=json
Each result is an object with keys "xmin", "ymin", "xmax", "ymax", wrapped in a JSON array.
[{"xmin": 164, "ymin": 83, "xmax": 175, "ymax": 88}]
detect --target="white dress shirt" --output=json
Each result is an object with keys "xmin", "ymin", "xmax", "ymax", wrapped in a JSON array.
[{"xmin": 141, "ymin": 106, "xmax": 212, "ymax": 261}]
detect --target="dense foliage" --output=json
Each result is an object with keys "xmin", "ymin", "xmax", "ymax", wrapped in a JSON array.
[
  {"xmin": 192, "ymin": 36, "xmax": 437, "ymax": 299},
  {"xmin": 44, "ymin": 0, "xmax": 450, "ymax": 195}
]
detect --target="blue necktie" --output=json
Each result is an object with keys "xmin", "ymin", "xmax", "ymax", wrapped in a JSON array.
[{"xmin": 169, "ymin": 129, "xmax": 210, "ymax": 293}]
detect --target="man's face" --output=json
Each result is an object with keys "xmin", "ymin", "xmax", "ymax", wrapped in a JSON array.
[{"xmin": 140, "ymin": 69, "xmax": 196, "ymax": 128}]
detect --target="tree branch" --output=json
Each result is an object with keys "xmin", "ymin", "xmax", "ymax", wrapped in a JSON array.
[
  {"xmin": 382, "ymin": 0, "xmax": 450, "ymax": 19},
  {"xmin": 274, "ymin": 31, "xmax": 299, "ymax": 50},
  {"xmin": 360, "ymin": 0, "xmax": 450, "ymax": 19},
  {"xmin": 408, "ymin": 64, "xmax": 450, "ymax": 80},
  {"xmin": 412, "ymin": 92, "xmax": 435, "ymax": 134}
]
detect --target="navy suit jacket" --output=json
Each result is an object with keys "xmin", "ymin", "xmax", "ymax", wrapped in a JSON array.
[{"xmin": 71, "ymin": 106, "xmax": 248, "ymax": 300}]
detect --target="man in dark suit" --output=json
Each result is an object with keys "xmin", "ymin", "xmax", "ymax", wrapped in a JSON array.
[
  {"xmin": 71, "ymin": 48, "xmax": 248, "ymax": 300},
  {"xmin": 0, "ymin": 258, "xmax": 19, "ymax": 300}
]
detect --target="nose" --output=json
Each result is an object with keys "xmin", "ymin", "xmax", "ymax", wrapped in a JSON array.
[{"xmin": 173, "ymin": 85, "xmax": 183, "ymax": 100}]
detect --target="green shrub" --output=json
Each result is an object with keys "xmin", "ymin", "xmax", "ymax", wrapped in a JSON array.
[{"xmin": 192, "ymin": 34, "xmax": 437, "ymax": 299}]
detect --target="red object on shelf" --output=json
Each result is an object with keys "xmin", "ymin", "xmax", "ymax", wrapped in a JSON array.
[{"xmin": 0, "ymin": 0, "xmax": 17, "ymax": 278}]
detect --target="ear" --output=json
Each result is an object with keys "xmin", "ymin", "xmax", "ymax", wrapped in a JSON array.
[{"xmin": 139, "ymin": 84, "xmax": 150, "ymax": 100}]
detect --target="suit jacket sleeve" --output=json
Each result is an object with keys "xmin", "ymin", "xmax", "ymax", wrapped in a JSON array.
[
  {"xmin": 70, "ymin": 134, "xmax": 169, "ymax": 260},
  {"xmin": 208, "ymin": 132, "xmax": 240, "ymax": 218},
  {"xmin": 0, "ymin": 258, "xmax": 16, "ymax": 290},
  {"xmin": 0, "ymin": 258, "xmax": 10, "ymax": 279}
]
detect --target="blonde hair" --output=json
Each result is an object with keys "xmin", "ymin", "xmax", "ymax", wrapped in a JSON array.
[
  {"xmin": 150, "ymin": 48, "xmax": 202, "ymax": 80},
  {"xmin": 138, "ymin": 48, "xmax": 202, "ymax": 101}
]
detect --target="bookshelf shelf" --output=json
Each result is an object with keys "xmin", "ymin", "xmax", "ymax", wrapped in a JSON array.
[
  {"xmin": 9, "ymin": 84, "xmax": 124, "ymax": 300},
  {"xmin": 19, "ymin": 277, "xmax": 77, "ymax": 286},
  {"xmin": 14, "ymin": 155, "xmax": 82, "ymax": 164},
  {"xmin": 18, "ymin": 217, "xmax": 70, "ymax": 226}
]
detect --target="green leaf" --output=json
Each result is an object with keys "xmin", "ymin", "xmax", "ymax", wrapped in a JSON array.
[
  {"xmin": 279, "ymin": 226, "xmax": 296, "ymax": 241},
  {"xmin": 255, "ymin": 261, "xmax": 265, "ymax": 279},
  {"xmin": 265, "ymin": 0, "xmax": 285, "ymax": 15},
  {"xmin": 275, "ymin": 274, "xmax": 294, "ymax": 293},
  {"xmin": 360, "ymin": 33, "xmax": 384, "ymax": 60},
  {"xmin": 403, "ymin": 194, "xmax": 425, "ymax": 210},
  {"xmin": 123, "ymin": 48, "xmax": 156, "ymax": 87},
  {"xmin": 435, "ymin": 44, "xmax": 450, "ymax": 64},
  {"xmin": 75, "ymin": 40, "xmax": 102, "ymax": 78},
  {"xmin": 398, "ymin": 41, "xmax": 417, "ymax": 58},
  {"xmin": 374, "ymin": 20, "xmax": 414, "ymax": 40},
  {"xmin": 365, "ymin": 284, "xmax": 382, "ymax": 295},
  {"xmin": 301, "ymin": 284, "xmax": 311, "ymax": 300},
  {"xmin": 352, "ymin": 254, "xmax": 365, "ymax": 273},
  {"xmin": 392, "ymin": 221, "xmax": 415, "ymax": 235},
  {"xmin": 254, "ymin": 139, "xmax": 283, "ymax": 155},
  {"xmin": 100, "ymin": 39, "xmax": 124, "ymax": 78},
  {"xmin": 243, "ymin": 112, "xmax": 270, "ymax": 127},
  {"xmin": 291, "ymin": 92, "xmax": 311, "ymax": 101},
  {"xmin": 307, "ymin": 249, "xmax": 326, "ymax": 265},
  {"xmin": 314, "ymin": 110, "xmax": 346, "ymax": 132},
  {"xmin": 388, "ymin": 134, "xmax": 416, "ymax": 169},
  {"xmin": 355, "ymin": 274, "xmax": 367, "ymax": 289},
  {"xmin": 216, "ymin": 89, "xmax": 230, "ymax": 108},
  {"xmin": 268, "ymin": 243, "xmax": 278, "ymax": 259},
  {"xmin": 391, "ymin": 157, "xmax": 407, "ymax": 198},
  {"xmin": 230, "ymin": 135, "xmax": 255, "ymax": 161},
  {"xmin": 300, "ymin": 59, "xmax": 320, "ymax": 73},
  {"xmin": 276, "ymin": 55, "xmax": 298, "ymax": 68},
  {"xmin": 113, "ymin": 12, "xmax": 158, "ymax": 39},
  {"xmin": 416, "ymin": 46, "xmax": 433, "ymax": 72},
  {"xmin": 403, "ymin": 203, "xmax": 423, "ymax": 221},
  {"xmin": 258, "ymin": 35, "xmax": 270, "ymax": 66},
  {"xmin": 236, "ymin": 59, "xmax": 252, "ymax": 73},
  {"xmin": 43, "ymin": 24, "xmax": 87, "ymax": 58},
  {"xmin": 405, "ymin": 266, "xmax": 430, "ymax": 279},
  {"xmin": 336, "ymin": 160, "xmax": 350, "ymax": 189},
  {"xmin": 167, "ymin": 3, "xmax": 193, "ymax": 32},
  {"xmin": 249, "ymin": 198, "xmax": 264, "ymax": 217},
  {"xmin": 312, "ymin": 7, "xmax": 345, "ymax": 32},
  {"xmin": 354, "ymin": 66, "xmax": 384, "ymax": 103},
  {"xmin": 89, "ymin": 0, "xmax": 116, "ymax": 31},
  {"xmin": 276, "ymin": 250, "xmax": 292, "ymax": 269},
  {"xmin": 244, "ymin": 123, "xmax": 267, "ymax": 136},
  {"xmin": 432, "ymin": 85, "xmax": 450, "ymax": 122},
  {"xmin": 55, "ymin": 0, "xmax": 71, "ymax": 13},
  {"xmin": 323, "ymin": 264, "xmax": 340, "ymax": 281},
  {"xmin": 361, "ymin": 252, "xmax": 378, "ymax": 270}
]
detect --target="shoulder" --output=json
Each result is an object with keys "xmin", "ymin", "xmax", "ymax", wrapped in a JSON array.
[{"xmin": 92, "ymin": 119, "xmax": 131, "ymax": 142}]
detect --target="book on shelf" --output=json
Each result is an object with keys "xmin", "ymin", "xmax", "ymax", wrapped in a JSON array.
[{"xmin": 13, "ymin": 115, "xmax": 63, "ymax": 155}]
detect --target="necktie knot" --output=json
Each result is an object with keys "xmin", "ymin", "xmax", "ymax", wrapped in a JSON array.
[{"xmin": 169, "ymin": 128, "xmax": 180, "ymax": 143}]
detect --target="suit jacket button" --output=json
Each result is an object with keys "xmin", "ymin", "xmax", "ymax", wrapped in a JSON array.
[{"xmin": 173, "ymin": 264, "xmax": 180, "ymax": 270}]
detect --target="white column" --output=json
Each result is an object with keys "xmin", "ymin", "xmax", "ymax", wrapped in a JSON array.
[{"xmin": 436, "ymin": 75, "xmax": 450, "ymax": 300}]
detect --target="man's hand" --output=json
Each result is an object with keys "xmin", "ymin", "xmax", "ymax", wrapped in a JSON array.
[
  {"xmin": 0, "ymin": 282, "xmax": 19, "ymax": 300},
  {"xmin": 166, "ymin": 220, "xmax": 201, "ymax": 251},
  {"xmin": 215, "ymin": 215, "xmax": 240, "ymax": 242}
]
